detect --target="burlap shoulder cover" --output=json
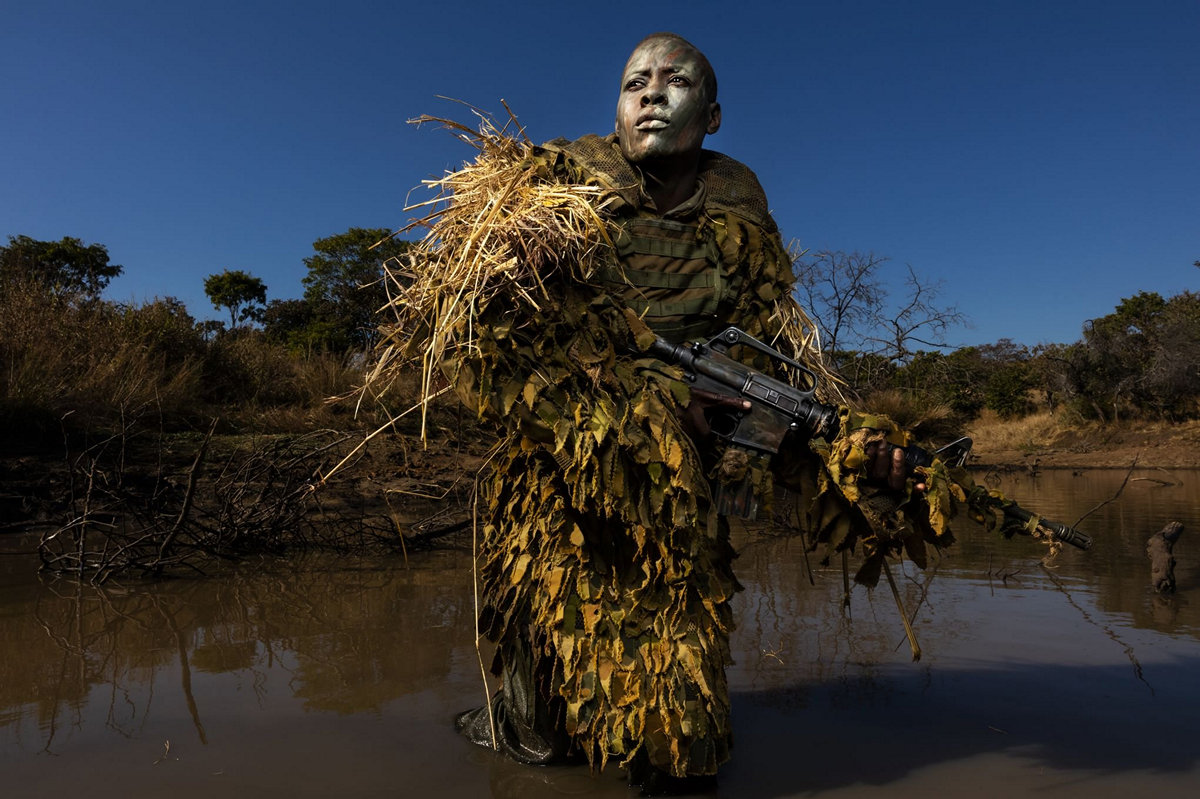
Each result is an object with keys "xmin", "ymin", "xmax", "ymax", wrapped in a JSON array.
[{"xmin": 541, "ymin": 133, "xmax": 778, "ymax": 234}]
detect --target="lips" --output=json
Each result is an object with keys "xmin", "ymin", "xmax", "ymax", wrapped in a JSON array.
[{"xmin": 636, "ymin": 114, "xmax": 669, "ymax": 130}]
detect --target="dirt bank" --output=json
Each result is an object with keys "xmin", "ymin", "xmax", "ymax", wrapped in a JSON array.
[
  {"xmin": 965, "ymin": 416, "xmax": 1200, "ymax": 470},
  {"xmin": 5, "ymin": 416, "xmax": 1196, "ymax": 542}
]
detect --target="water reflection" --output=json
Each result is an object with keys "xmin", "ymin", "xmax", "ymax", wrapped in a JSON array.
[
  {"xmin": 2, "ymin": 551, "xmax": 476, "ymax": 755},
  {"xmin": 2, "ymin": 470, "xmax": 1199, "ymax": 797}
]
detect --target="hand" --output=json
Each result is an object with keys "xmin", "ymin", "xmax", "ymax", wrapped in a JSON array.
[
  {"xmin": 680, "ymin": 389, "xmax": 751, "ymax": 443},
  {"xmin": 864, "ymin": 441, "xmax": 927, "ymax": 493}
]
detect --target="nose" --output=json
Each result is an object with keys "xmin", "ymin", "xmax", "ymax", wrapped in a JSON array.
[{"xmin": 641, "ymin": 79, "xmax": 667, "ymax": 105}]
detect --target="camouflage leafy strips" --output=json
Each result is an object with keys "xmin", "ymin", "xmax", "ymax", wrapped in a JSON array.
[
  {"xmin": 808, "ymin": 408, "xmax": 1060, "ymax": 586},
  {"xmin": 372, "ymin": 114, "xmax": 1065, "ymax": 774},
  {"xmin": 372, "ymin": 116, "xmax": 819, "ymax": 776},
  {"xmin": 477, "ymin": 340, "xmax": 738, "ymax": 774},
  {"xmin": 452, "ymin": 276, "xmax": 754, "ymax": 775}
]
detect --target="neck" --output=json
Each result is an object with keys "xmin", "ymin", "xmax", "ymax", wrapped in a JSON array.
[{"xmin": 638, "ymin": 153, "xmax": 701, "ymax": 213}]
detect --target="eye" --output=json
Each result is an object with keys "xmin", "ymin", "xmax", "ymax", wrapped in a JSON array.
[
  {"xmin": 669, "ymin": 75, "xmax": 691, "ymax": 86},
  {"xmin": 624, "ymin": 78, "xmax": 645, "ymax": 91}
]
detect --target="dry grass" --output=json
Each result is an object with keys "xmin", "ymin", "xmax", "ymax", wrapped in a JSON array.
[
  {"xmin": 0, "ymin": 281, "xmax": 204, "ymax": 435},
  {"xmin": 860, "ymin": 388, "xmax": 962, "ymax": 442},
  {"xmin": 966, "ymin": 409, "xmax": 1067, "ymax": 454},
  {"xmin": 963, "ymin": 411, "xmax": 1200, "ymax": 468},
  {"xmin": 365, "ymin": 111, "xmax": 615, "ymax": 438},
  {"xmin": 0, "ymin": 277, "xmax": 390, "ymax": 442}
]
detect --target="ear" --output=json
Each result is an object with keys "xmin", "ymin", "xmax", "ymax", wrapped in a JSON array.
[{"xmin": 706, "ymin": 102, "xmax": 722, "ymax": 135}]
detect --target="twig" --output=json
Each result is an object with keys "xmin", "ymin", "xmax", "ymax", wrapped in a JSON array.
[
  {"xmin": 471, "ymin": 469, "xmax": 497, "ymax": 751},
  {"xmin": 153, "ymin": 418, "xmax": 216, "ymax": 570},
  {"xmin": 882, "ymin": 558, "xmax": 921, "ymax": 661},
  {"xmin": 840, "ymin": 549, "xmax": 851, "ymax": 613},
  {"xmin": 893, "ymin": 555, "xmax": 942, "ymax": 653},
  {"xmin": 1072, "ymin": 454, "xmax": 1139, "ymax": 529}
]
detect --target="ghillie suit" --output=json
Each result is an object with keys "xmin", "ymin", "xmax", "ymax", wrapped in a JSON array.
[{"xmin": 367, "ymin": 115, "xmax": 1061, "ymax": 778}]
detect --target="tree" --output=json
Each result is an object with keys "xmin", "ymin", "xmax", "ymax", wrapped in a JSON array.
[
  {"xmin": 864, "ymin": 264, "xmax": 965, "ymax": 364},
  {"xmin": 203, "ymin": 269, "xmax": 267, "ymax": 330},
  {"xmin": 301, "ymin": 228, "xmax": 411, "ymax": 352},
  {"xmin": 262, "ymin": 298, "xmax": 326, "ymax": 354},
  {"xmin": 794, "ymin": 250, "xmax": 884, "ymax": 358},
  {"xmin": 794, "ymin": 250, "xmax": 963, "ymax": 369},
  {"xmin": 1047, "ymin": 290, "xmax": 1200, "ymax": 421},
  {"xmin": 0, "ymin": 234, "xmax": 122, "ymax": 296},
  {"xmin": 976, "ymin": 340, "xmax": 1035, "ymax": 418}
]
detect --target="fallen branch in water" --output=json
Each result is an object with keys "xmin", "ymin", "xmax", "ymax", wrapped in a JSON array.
[
  {"xmin": 1072, "ymin": 454, "xmax": 1139, "ymax": 530},
  {"xmin": 1147, "ymin": 521, "xmax": 1184, "ymax": 594},
  {"xmin": 36, "ymin": 414, "xmax": 416, "ymax": 582}
]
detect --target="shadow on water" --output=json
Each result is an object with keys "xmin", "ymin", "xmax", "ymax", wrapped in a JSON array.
[
  {"xmin": 2, "ymin": 469, "xmax": 1199, "ymax": 797},
  {"xmin": 725, "ymin": 657, "xmax": 1200, "ymax": 798}
]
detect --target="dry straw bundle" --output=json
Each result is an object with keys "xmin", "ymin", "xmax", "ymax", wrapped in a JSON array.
[{"xmin": 365, "ymin": 109, "xmax": 618, "ymax": 437}]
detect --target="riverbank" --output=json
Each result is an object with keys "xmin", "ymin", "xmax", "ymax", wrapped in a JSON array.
[
  {"xmin": 966, "ymin": 412, "xmax": 1200, "ymax": 470},
  {"xmin": 4, "ymin": 414, "xmax": 1195, "ymax": 541}
]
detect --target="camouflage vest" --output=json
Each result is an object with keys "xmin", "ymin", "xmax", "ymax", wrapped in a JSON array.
[{"xmin": 543, "ymin": 134, "xmax": 779, "ymax": 343}]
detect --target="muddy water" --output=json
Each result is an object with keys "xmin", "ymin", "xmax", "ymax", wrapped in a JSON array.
[{"xmin": 2, "ymin": 469, "xmax": 1200, "ymax": 798}]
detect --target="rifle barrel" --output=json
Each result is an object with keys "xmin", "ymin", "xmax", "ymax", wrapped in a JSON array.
[{"xmin": 1001, "ymin": 503, "xmax": 1094, "ymax": 550}]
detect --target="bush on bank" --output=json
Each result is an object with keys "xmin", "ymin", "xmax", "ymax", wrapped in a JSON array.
[{"xmin": 0, "ymin": 278, "xmax": 379, "ymax": 446}]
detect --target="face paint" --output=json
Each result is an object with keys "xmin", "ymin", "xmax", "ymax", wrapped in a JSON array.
[{"xmin": 615, "ymin": 38, "xmax": 721, "ymax": 165}]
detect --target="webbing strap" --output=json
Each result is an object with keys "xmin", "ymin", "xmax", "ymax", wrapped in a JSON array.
[
  {"xmin": 618, "ymin": 236, "xmax": 709, "ymax": 259},
  {"xmin": 596, "ymin": 265, "xmax": 716, "ymax": 290},
  {"xmin": 614, "ymin": 220, "xmax": 711, "ymax": 261},
  {"xmin": 624, "ymin": 295, "xmax": 719, "ymax": 318},
  {"xmin": 651, "ymin": 317, "xmax": 721, "ymax": 343}
]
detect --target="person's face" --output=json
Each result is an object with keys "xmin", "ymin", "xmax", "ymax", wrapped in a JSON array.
[{"xmin": 615, "ymin": 39, "xmax": 721, "ymax": 164}]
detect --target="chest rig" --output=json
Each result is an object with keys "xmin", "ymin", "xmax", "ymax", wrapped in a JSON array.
[
  {"xmin": 597, "ymin": 214, "xmax": 735, "ymax": 344},
  {"xmin": 544, "ymin": 133, "xmax": 777, "ymax": 345}
]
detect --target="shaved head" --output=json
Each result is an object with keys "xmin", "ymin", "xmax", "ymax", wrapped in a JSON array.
[{"xmin": 625, "ymin": 33, "xmax": 718, "ymax": 104}]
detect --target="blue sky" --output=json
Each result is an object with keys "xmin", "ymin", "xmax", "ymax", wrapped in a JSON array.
[{"xmin": 3, "ymin": 0, "xmax": 1197, "ymax": 348}]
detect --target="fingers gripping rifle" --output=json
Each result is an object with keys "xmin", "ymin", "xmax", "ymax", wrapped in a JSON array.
[{"xmin": 647, "ymin": 327, "xmax": 1092, "ymax": 551}]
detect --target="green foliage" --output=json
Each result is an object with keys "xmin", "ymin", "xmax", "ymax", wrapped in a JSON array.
[
  {"xmin": 890, "ymin": 349, "xmax": 982, "ymax": 417},
  {"xmin": 983, "ymin": 362, "xmax": 1034, "ymax": 418},
  {"xmin": 204, "ymin": 269, "xmax": 268, "ymax": 330},
  {"xmin": 0, "ymin": 234, "xmax": 122, "ymax": 297},
  {"xmin": 119, "ymin": 296, "xmax": 205, "ymax": 362},
  {"xmin": 881, "ymin": 338, "xmax": 1033, "ymax": 421},
  {"xmin": 262, "ymin": 298, "xmax": 317, "ymax": 351},
  {"xmin": 829, "ymin": 350, "xmax": 895, "ymax": 396},
  {"xmin": 1048, "ymin": 290, "xmax": 1200, "ymax": 420},
  {"xmin": 299, "ymin": 228, "xmax": 412, "ymax": 352},
  {"xmin": 974, "ymin": 340, "xmax": 1034, "ymax": 419}
]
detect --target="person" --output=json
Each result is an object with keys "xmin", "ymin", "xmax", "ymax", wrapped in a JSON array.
[{"xmin": 443, "ymin": 32, "xmax": 910, "ymax": 791}]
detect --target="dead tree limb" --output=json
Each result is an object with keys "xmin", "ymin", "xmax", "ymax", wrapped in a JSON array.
[
  {"xmin": 1147, "ymin": 521, "xmax": 1184, "ymax": 594},
  {"xmin": 1072, "ymin": 454, "xmax": 1139, "ymax": 529}
]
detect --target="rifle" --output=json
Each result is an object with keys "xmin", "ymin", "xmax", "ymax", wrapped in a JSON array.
[{"xmin": 647, "ymin": 326, "xmax": 1093, "ymax": 551}]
